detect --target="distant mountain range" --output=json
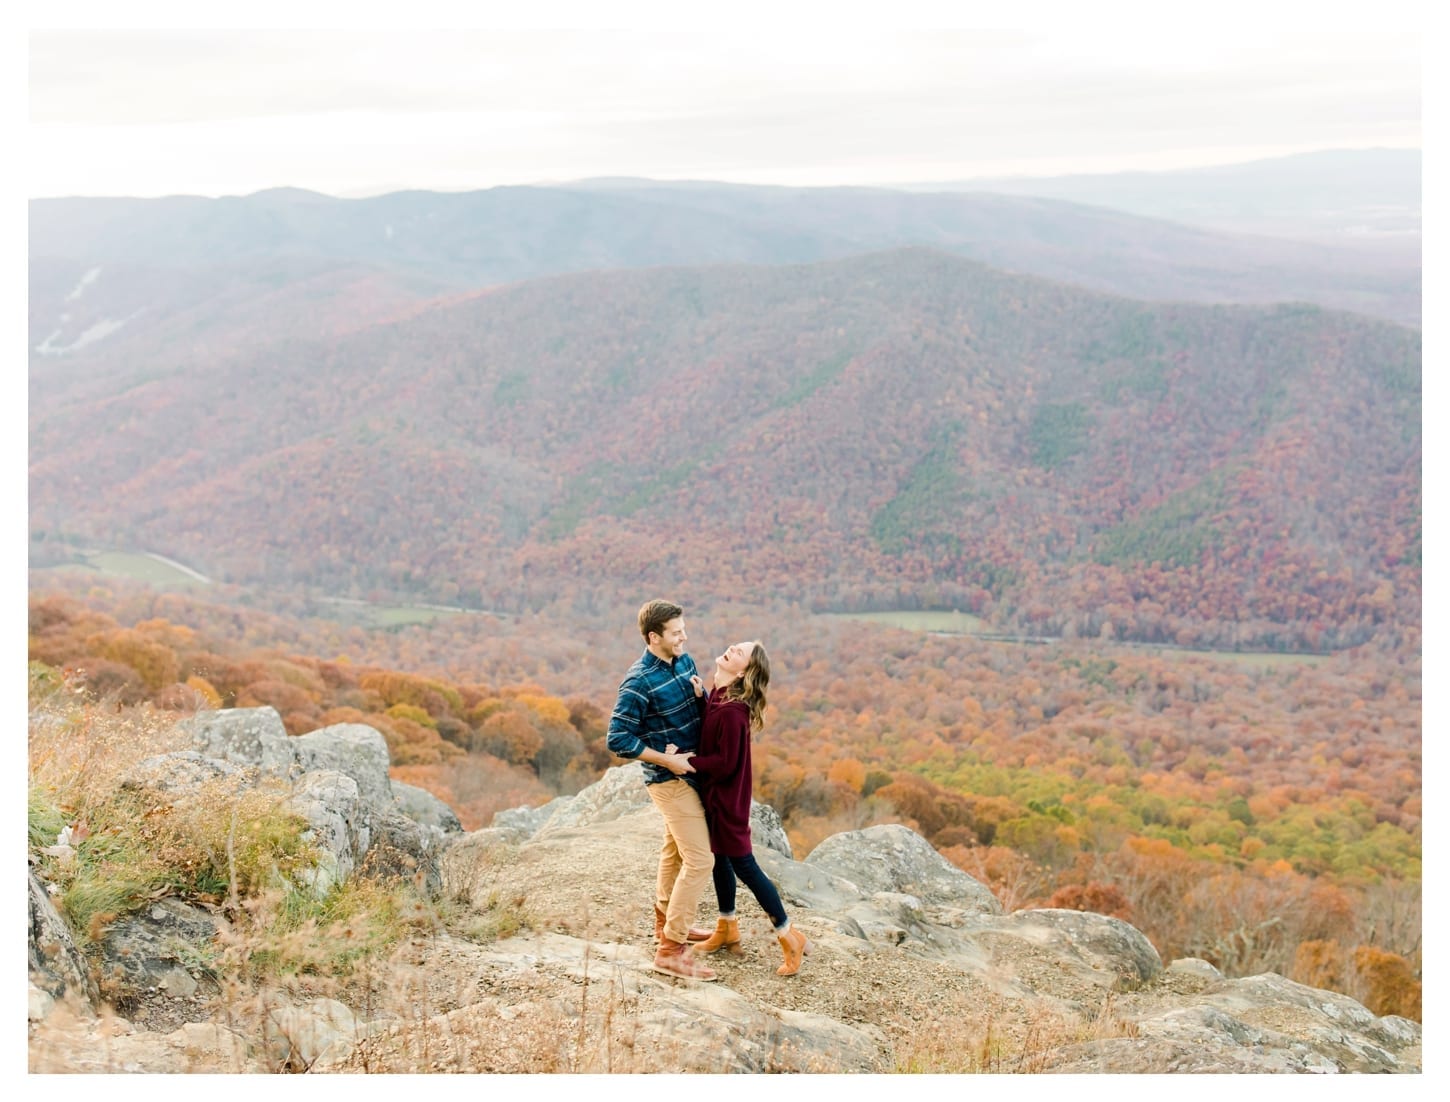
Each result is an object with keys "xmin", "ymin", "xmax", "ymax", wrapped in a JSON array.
[
  {"xmin": 893, "ymin": 148, "xmax": 1421, "ymax": 251},
  {"xmin": 30, "ymin": 246, "xmax": 1419, "ymax": 651},
  {"xmin": 30, "ymin": 166, "xmax": 1420, "ymax": 373}
]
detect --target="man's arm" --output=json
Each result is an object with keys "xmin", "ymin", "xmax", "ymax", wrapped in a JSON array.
[
  {"xmin": 607, "ymin": 675, "xmax": 695, "ymax": 775},
  {"xmin": 606, "ymin": 675, "xmax": 650, "ymax": 759}
]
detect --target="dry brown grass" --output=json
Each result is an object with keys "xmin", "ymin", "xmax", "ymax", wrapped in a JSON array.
[{"xmin": 891, "ymin": 993, "xmax": 1139, "ymax": 1073}]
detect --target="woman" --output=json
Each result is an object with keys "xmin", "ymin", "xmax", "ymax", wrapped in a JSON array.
[{"xmin": 683, "ymin": 640, "xmax": 811, "ymax": 977}]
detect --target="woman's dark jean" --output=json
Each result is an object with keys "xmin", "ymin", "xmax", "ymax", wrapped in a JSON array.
[{"xmin": 712, "ymin": 852, "xmax": 788, "ymax": 928}]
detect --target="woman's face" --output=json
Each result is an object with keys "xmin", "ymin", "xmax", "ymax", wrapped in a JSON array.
[{"xmin": 715, "ymin": 641, "xmax": 756, "ymax": 679}]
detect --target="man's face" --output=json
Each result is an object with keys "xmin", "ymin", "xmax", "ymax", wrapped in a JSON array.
[{"xmin": 650, "ymin": 617, "xmax": 688, "ymax": 659}]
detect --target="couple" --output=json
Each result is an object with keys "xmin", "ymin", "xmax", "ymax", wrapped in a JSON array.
[{"xmin": 606, "ymin": 599, "xmax": 810, "ymax": 982}]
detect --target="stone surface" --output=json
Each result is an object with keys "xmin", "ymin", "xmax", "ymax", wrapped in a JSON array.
[
  {"xmin": 28, "ymin": 870, "xmax": 98, "ymax": 1012},
  {"xmin": 393, "ymin": 781, "xmax": 465, "ymax": 834},
  {"xmin": 804, "ymin": 823, "xmax": 1003, "ymax": 914},
  {"xmin": 262, "ymin": 998, "xmax": 363, "ymax": 1071},
  {"xmin": 749, "ymin": 800, "xmax": 792, "ymax": 857},
  {"xmin": 532, "ymin": 762, "xmax": 652, "ymax": 839},
  {"xmin": 291, "ymin": 723, "xmax": 394, "ymax": 807},
  {"xmin": 120, "ymin": 750, "xmax": 246, "ymax": 795},
  {"xmin": 491, "ymin": 795, "xmax": 571, "ymax": 839},
  {"xmin": 284, "ymin": 769, "xmax": 368, "ymax": 893},
  {"xmin": 988, "ymin": 907, "xmax": 1163, "ymax": 990},
  {"xmin": 92, "ymin": 898, "xmax": 223, "ymax": 1007},
  {"xmin": 185, "ymin": 706, "xmax": 296, "ymax": 777}
]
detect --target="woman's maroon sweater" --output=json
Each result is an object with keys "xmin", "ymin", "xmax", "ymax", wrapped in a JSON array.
[{"xmin": 688, "ymin": 686, "xmax": 755, "ymax": 857}]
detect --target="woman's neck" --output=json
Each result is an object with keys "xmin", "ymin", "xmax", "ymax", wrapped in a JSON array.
[{"xmin": 714, "ymin": 670, "xmax": 741, "ymax": 691}]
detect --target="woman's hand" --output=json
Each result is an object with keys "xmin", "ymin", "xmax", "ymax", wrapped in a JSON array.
[{"xmin": 690, "ymin": 675, "xmax": 704, "ymax": 698}]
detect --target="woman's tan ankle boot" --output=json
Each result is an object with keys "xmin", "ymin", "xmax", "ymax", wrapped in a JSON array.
[
  {"xmin": 776, "ymin": 926, "xmax": 811, "ymax": 976},
  {"xmin": 698, "ymin": 917, "xmax": 742, "ymax": 954}
]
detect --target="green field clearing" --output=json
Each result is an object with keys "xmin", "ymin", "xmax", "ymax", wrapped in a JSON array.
[
  {"xmin": 821, "ymin": 610, "xmax": 1333, "ymax": 667},
  {"xmin": 34, "ymin": 551, "xmax": 208, "ymax": 588},
  {"xmin": 366, "ymin": 605, "xmax": 466, "ymax": 627},
  {"xmin": 822, "ymin": 610, "xmax": 989, "ymax": 634}
]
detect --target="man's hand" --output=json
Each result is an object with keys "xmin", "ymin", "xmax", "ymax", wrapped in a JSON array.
[{"xmin": 661, "ymin": 751, "xmax": 696, "ymax": 775}]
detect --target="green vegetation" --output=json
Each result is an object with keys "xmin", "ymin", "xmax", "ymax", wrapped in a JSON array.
[
  {"xmin": 33, "ymin": 550, "xmax": 210, "ymax": 588},
  {"xmin": 1091, "ymin": 471, "xmax": 1228, "ymax": 569},
  {"xmin": 870, "ymin": 424, "xmax": 972, "ymax": 553},
  {"xmin": 493, "ymin": 369, "xmax": 530, "ymax": 407},
  {"xmin": 1082, "ymin": 312, "xmax": 1164, "ymax": 364},
  {"xmin": 1027, "ymin": 403, "xmax": 1091, "ymax": 469},
  {"xmin": 776, "ymin": 347, "xmax": 857, "ymax": 409},
  {"xmin": 613, "ymin": 453, "xmax": 709, "ymax": 517},
  {"xmin": 1100, "ymin": 357, "xmax": 1169, "ymax": 403}
]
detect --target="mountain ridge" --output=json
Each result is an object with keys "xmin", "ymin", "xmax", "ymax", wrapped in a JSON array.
[{"xmin": 29, "ymin": 247, "xmax": 1420, "ymax": 650}]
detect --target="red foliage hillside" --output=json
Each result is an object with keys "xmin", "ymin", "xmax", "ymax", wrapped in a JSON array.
[{"xmin": 30, "ymin": 250, "xmax": 1419, "ymax": 652}]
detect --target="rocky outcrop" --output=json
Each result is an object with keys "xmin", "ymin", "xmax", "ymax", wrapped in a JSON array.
[
  {"xmin": 427, "ymin": 766, "xmax": 1418, "ymax": 1074},
  {"xmin": 290, "ymin": 723, "xmax": 394, "ymax": 807},
  {"xmin": 986, "ymin": 908, "xmax": 1163, "ymax": 989},
  {"xmin": 393, "ymin": 781, "xmax": 464, "ymax": 834},
  {"xmin": 28, "ymin": 757, "xmax": 1422, "ymax": 1075},
  {"xmin": 749, "ymin": 801, "xmax": 792, "ymax": 858},
  {"xmin": 285, "ymin": 770, "xmax": 369, "ymax": 893},
  {"xmin": 184, "ymin": 707, "xmax": 296, "ymax": 778},
  {"xmin": 28, "ymin": 869, "xmax": 99, "ymax": 1017},
  {"xmin": 805, "ymin": 824, "xmax": 1003, "ymax": 913},
  {"xmin": 120, "ymin": 750, "xmax": 245, "ymax": 795}
]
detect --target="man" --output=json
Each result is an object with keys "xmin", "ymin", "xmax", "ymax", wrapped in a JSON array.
[{"xmin": 607, "ymin": 599, "xmax": 718, "ymax": 981}]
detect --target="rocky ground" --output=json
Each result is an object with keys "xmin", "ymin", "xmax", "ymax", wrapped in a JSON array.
[{"xmin": 28, "ymin": 718, "xmax": 1424, "ymax": 1074}]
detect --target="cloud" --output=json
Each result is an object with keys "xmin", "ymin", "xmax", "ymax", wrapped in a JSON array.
[{"xmin": 27, "ymin": 28, "xmax": 1422, "ymax": 197}]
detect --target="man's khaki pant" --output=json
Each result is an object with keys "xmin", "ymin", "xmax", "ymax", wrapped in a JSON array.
[{"xmin": 647, "ymin": 778, "xmax": 713, "ymax": 944}]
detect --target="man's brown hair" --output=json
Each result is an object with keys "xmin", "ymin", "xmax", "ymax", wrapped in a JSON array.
[{"xmin": 638, "ymin": 599, "xmax": 684, "ymax": 642}]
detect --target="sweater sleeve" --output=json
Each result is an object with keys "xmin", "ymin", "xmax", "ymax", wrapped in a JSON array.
[
  {"xmin": 688, "ymin": 699, "xmax": 747, "ymax": 780},
  {"xmin": 605, "ymin": 675, "xmax": 649, "ymax": 759}
]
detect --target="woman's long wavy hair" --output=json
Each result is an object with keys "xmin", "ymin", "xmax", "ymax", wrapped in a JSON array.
[{"xmin": 723, "ymin": 641, "xmax": 770, "ymax": 732}]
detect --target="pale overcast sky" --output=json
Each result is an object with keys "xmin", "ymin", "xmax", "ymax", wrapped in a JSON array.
[{"xmin": 28, "ymin": 19, "xmax": 1422, "ymax": 199}]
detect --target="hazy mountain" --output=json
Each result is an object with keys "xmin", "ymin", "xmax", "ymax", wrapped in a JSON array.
[
  {"xmin": 900, "ymin": 148, "xmax": 1421, "ymax": 251},
  {"xmin": 30, "ymin": 173, "xmax": 1420, "ymax": 365},
  {"xmin": 29, "ymin": 248, "xmax": 1419, "ymax": 650}
]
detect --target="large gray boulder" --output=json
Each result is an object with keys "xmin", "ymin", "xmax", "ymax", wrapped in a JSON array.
[
  {"xmin": 185, "ymin": 707, "xmax": 296, "ymax": 778},
  {"xmin": 1045, "ymin": 971, "xmax": 1422, "ymax": 1073},
  {"xmin": 491, "ymin": 795, "xmax": 571, "ymax": 840},
  {"xmin": 805, "ymin": 824, "xmax": 1002, "ymax": 914},
  {"xmin": 365, "ymin": 808, "xmax": 448, "ymax": 893},
  {"xmin": 988, "ymin": 908, "xmax": 1164, "ymax": 990},
  {"xmin": 532, "ymin": 763, "xmax": 652, "ymax": 839},
  {"xmin": 749, "ymin": 800, "xmax": 792, "ymax": 857},
  {"xmin": 120, "ymin": 750, "xmax": 246, "ymax": 796},
  {"xmin": 392, "ymin": 782, "xmax": 464, "ymax": 834},
  {"xmin": 291, "ymin": 724, "xmax": 394, "ymax": 807}
]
